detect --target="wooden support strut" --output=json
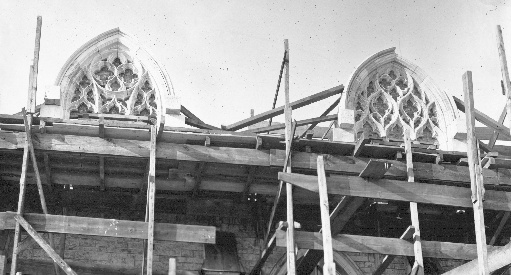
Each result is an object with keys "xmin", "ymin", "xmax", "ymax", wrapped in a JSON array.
[
  {"xmin": 497, "ymin": 25, "xmax": 511, "ymax": 136},
  {"xmin": 316, "ymin": 156, "xmax": 335, "ymax": 275},
  {"xmin": 14, "ymin": 215, "xmax": 77, "ymax": 275},
  {"xmin": 463, "ymin": 71, "xmax": 490, "ymax": 274},
  {"xmin": 404, "ymin": 129, "xmax": 424, "ymax": 275},
  {"xmin": 373, "ymin": 226, "xmax": 415, "ymax": 275}
]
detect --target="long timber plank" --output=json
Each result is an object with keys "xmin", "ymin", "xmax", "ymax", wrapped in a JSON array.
[
  {"xmin": 278, "ymin": 172, "xmax": 511, "ymax": 211},
  {"xmin": 276, "ymin": 230, "xmax": 498, "ymax": 261},
  {"xmin": 0, "ymin": 212, "xmax": 216, "ymax": 244},
  {"xmin": 3, "ymin": 132, "xmax": 511, "ymax": 187}
]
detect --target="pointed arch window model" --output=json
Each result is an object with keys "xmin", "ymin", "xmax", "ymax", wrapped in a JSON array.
[{"xmin": 55, "ymin": 28, "xmax": 175, "ymax": 120}]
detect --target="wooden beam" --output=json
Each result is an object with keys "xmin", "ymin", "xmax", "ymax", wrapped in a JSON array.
[
  {"xmin": 0, "ymin": 230, "xmax": 8, "ymax": 275},
  {"xmin": 245, "ymin": 114, "xmax": 337, "ymax": 134},
  {"xmin": 7, "ymin": 259, "xmax": 200, "ymax": 275},
  {"xmin": 442, "ymin": 241, "xmax": 511, "ymax": 275},
  {"xmin": 453, "ymin": 95, "xmax": 511, "ymax": 140},
  {"xmin": 277, "ymin": 172, "xmax": 511, "ymax": 211},
  {"xmin": 463, "ymin": 71, "xmax": 490, "ymax": 275},
  {"xmin": 373, "ymin": 226, "xmax": 415, "ymax": 275},
  {"xmin": 223, "ymin": 85, "xmax": 344, "ymax": 131},
  {"xmin": 0, "ymin": 212, "xmax": 216, "ymax": 243},
  {"xmin": 404, "ymin": 129, "xmax": 424, "ymax": 275},
  {"xmin": 180, "ymin": 106, "xmax": 204, "ymax": 124},
  {"xmin": 98, "ymin": 116, "xmax": 105, "ymax": 138},
  {"xmin": 283, "ymin": 39, "xmax": 296, "ymax": 275},
  {"xmin": 316, "ymin": 156, "xmax": 335, "ymax": 275},
  {"xmin": 298, "ymin": 95, "xmax": 342, "ymax": 138},
  {"xmin": 359, "ymin": 159, "xmax": 391, "ymax": 179},
  {"xmin": 14, "ymin": 214, "xmax": 77, "ymax": 275},
  {"xmin": 146, "ymin": 125, "xmax": 157, "ymax": 275},
  {"xmin": 497, "ymin": 25, "xmax": 511, "ymax": 136},
  {"xmin": 185, "ymin": 117, "xmax": 222, "ymax": 131},
  {"xmin": 277, "ymin": 230, "xmax": 498, "ymax": 261}
]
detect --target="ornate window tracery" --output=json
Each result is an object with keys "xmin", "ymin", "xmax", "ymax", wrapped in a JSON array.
[
  {"xmin": 354, "ymin": 67, "xmax": 439, "ymax": 143},
  {"xmin": 69, "ymin": 52, "xmax": 159, "ymax": 117}
]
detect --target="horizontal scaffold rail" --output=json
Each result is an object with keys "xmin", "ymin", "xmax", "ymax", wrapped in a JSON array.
[
  {"xmin": 0, "ymin": 212, "xmax": 216, "ymax": 244},
  {"xmin": 2, "ymin": 131, "xmax": 511, "ymax": 189}
]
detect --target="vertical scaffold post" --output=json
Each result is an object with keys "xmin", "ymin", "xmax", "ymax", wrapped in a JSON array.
[
  {"xmin": 463, "ymin": 71, "xmax": 490, "ymax": 275},
  {"xmin": 403, "ymin": 129, "xmax": 424, "ymax": 275},
  {"xmin": 283, "ymin": 38, "xmax": 296, "ymax": 275}
]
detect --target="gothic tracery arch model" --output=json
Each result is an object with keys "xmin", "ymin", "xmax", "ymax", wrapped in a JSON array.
[
  {"xmin": 340, "ymin": 48, "xmax": 460, "ymax": 150},
  {"xmin": 54, "ymin": 28, "xmax": 175, "ymax": 120}
]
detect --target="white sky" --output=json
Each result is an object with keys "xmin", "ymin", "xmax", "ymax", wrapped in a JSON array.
[{"xmin": 1, "ymin": 0, "xmax": 510, "ymax": 127}]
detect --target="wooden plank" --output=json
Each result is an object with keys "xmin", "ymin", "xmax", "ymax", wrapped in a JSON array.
[
  {"xmin": 453, "ymin": 95, "xmax": 511, "ymax": 140},
  {"xmin": 7, "ymin": 259, "xmax": 200, "ymax": 275},
  {"xmin": 27, "ymin": 16, "xmax": 42, "ymax": 113},
  {"xmin": 283, "ymin": 39, "xmax": 296, "ymax": 275},
  {"xmin": 185, "ymin": 117, "xmax": 222, "ymax": 131},
  {"xmin": 180, "ymin": 106, "xmax": 204, "ymax": 124},
  {"xmin": 223, "ymin": 85, "xmax": 344, "ymax": 131},
  {"xmin": 298, "ymin": 95, "xmax": 342, "ymax": 138},
  {"xmin": 0, "ymin": 230, "xmax": 8, "ymax": 275},
  {"xmin": 277, "ymin": 172, "xmax": 511, "ymax": 211},
  {"xmin": 0, "ymin": 212, "xmax": 216, "ymax": 243},
  {"xmin": 276, "ymin": 230, "xmax": 498, "ymax": 261},
  {"xmin": 246, "ymin": 114, "xmax": 337, "ymax": 134},
  {"xmin": 359, "ymin": 159, "xmax": 391, "ymax": 179},
  {"xmin": 463, "ymin": 71, "xmax": 490, "ymax": 275},
  {"xmin": 404, "ymin": 129, "xmax": 424, "ymax": 275},
  {"xmin": 14, "ymin": 214, "xmax": 77, "ymax": 275},
  {"xmin": 497, "ymin": 25, "xmax": 511, "ymax": 136},
  {"xmin": 316, "ymin": 156, "xmax": 335, "ymax": 275},
  {"xmin": 146, "ymin": 125, "xmax": 157, "ymax": 275},
  {"xmin": 373, "ymin": 226, "xmax": 415, "ymax": 275},
  {"xmin": 5, "ymin": 130, "xmax": 511, "ymax": 187},
  {"xmin": 442, "ymin": 241, "xmax": 511, "ymax": 275}
]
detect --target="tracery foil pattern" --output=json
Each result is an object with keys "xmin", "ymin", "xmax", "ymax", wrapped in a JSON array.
[
  {"xmin": 68, "ymin": 52, "xmax": 158, "ymax": 117},
  {"xmin": 354, "ymin": 67, "xmax": 439, "ymax": 143}
]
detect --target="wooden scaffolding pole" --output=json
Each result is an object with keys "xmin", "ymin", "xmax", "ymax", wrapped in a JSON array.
[
  {"xmin": 497, "ymin": 25, "xmax": 511, "ymax": 135},
  {"xmin": 316, "ymin": 156, "xmax": 335, "ymax": 275},
  {"xmin": 10, "ymin": 16, "xmax": 44, "ymax": 275},
  {"xmin": 284, "ymin": 39, "xmax": 296, "ymax": 275},
  {"xmin": 463, "ymin": 71, "xmax": 490, "ymax": 274},
  {"xmin": 404, "ymin": 129, "xmax": 424, "ymax": 275},
  {"xmin": 146, "ymin": 125, "xmax": 157, "ymax": 275}
]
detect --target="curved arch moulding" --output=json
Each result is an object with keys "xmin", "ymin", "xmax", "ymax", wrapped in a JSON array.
[
  {"xmin": 337, "ymin": 48, "xmax": 461, "ymax": 151},
  {"xmin": 54, "ymin": 28, "xmax": 178, "ymax": 121}
]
